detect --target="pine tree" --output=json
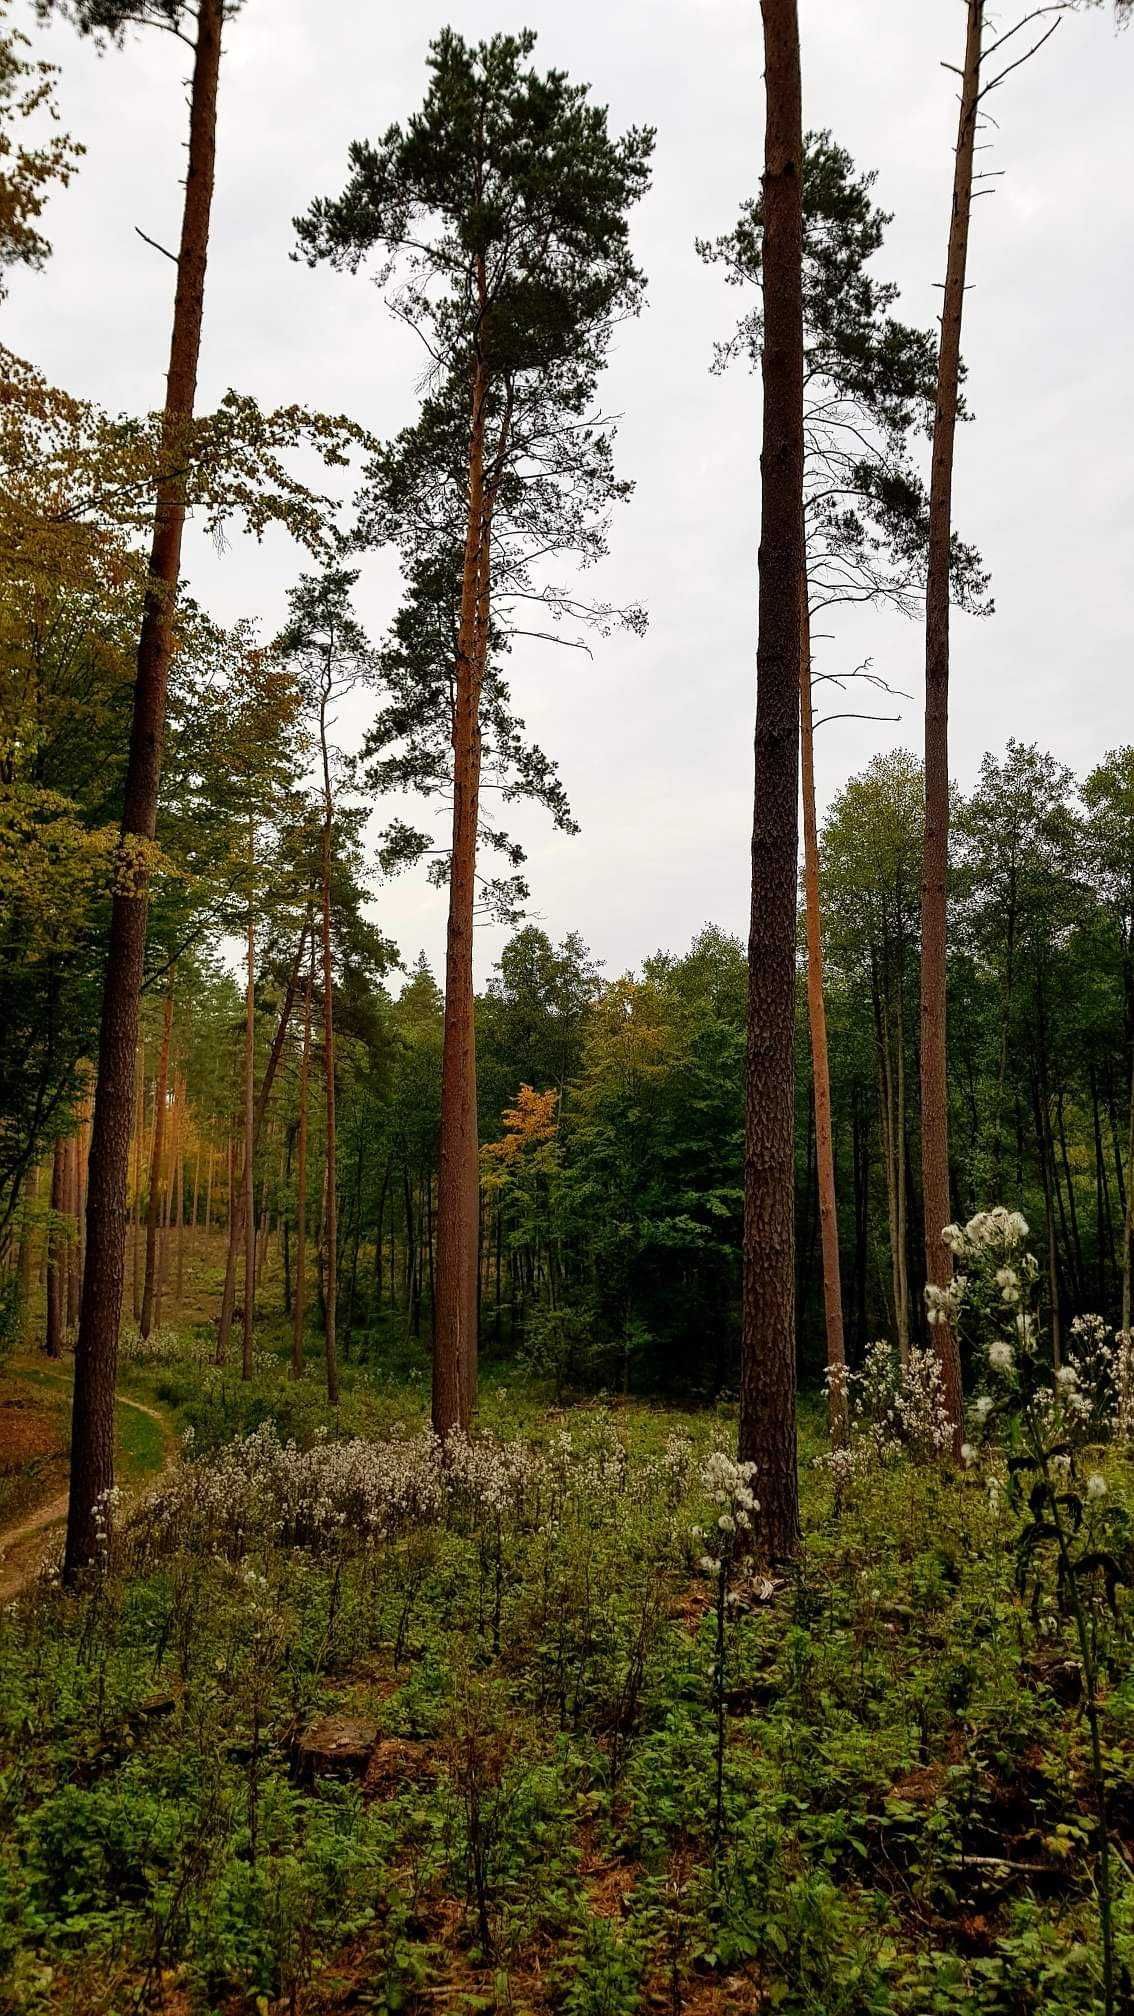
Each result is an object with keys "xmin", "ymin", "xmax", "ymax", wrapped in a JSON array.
[
  {"xmin": 737, "ymin": 0, "xmax": 806, "ymax": 1560},
  {"xmin": 51, "ymin": 0, "xmax": 229, "ymax": 1583},
  {"xmin": 296, "ymin": 29, "xmax": 652, "ymax": 1433}
]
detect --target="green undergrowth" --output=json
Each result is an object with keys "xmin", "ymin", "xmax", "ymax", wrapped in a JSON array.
[{"xmin": 1, "ymin": 1334, "xmax": 1133, "ymax": 2014}]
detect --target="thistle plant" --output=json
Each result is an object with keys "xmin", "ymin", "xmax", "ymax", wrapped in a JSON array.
[
  {"xmin": 939, "ymin": 1208, "xmax": 1131, "ymax": 2016},
  {"xmin": 691, "ymin": 1450, "xmax": 758, "ymax": 1861},
  {"xmin": 820, "ymin": 1336, "xmax": 953, "ymax": 1494}
]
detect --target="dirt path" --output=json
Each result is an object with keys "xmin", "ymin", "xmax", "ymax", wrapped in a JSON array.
[{"xmin": 0, "ymin": 1390, "xmax": 176, "ymax": 1602}]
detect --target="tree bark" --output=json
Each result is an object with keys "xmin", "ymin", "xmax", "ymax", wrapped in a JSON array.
[
  {"xmin": 64, "ymin": 0, "xmax": 223, "ymax": 1584},
  {"xmin": 174, "ymin": 1080, "xmax": 186, "ymax": 1310},
  {"xmin": 319, "ymin": 694, "xmax": 340, "ymax": 1408},
  {"xmin": 738, "ymin": 0, "xmax": 804, "ymax": 1562},
  {"xmin": 216, "ymin": 919, "xmax": 305, "ymax": 1362},
  {"xmin": 64, "ymin": 1132, "xmax": 80, "ymax": 1334},
  {"xmin": 292, "ymin": 951, "xmax": 312, "ymax": 1380},
  {"xmin": 799, "ymin": 578, "xmax": 847, "ymax": 1439},
  {"xmin": 434, "ymin": 356, "xmax": 492, "ymax": 1437},
  {"xmin": 45, "ymin": 1136, "xmax": 66, "ymax": 1359},
  {"xmin": 140, "ymin": 971, "xmax": 175, "ymax": 1340},
  {"xmin": 919, "ymin": 0, "xmax": 982, "ymax": 1460},
  {"xmin": 131, "ymin": 1043, "xmax": 145, "ymax": 1322},
  {"xmin": 242, "ymin": 862, "xmax": 256, "ymax": 1381},
  {"xmin": 1113, "ymin": 1048, "xmax": 1121, "ymax": 1330},
  {"xmin": 203, "ymin": 1143, "xmax": 214, "ymax": 1247}
]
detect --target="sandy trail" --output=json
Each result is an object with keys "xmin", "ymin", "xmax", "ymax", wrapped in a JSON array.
[{"xmin": 0, "ymin": 1389, "xmax": 175, "ymax": 1602}]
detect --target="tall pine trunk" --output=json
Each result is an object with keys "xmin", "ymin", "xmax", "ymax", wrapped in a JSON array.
[
  {"xmin": 738, "ymin": 0, "xmax": 805, "ymax": 1562},
  {"xmin": 45, "ymin": 1137, "xmax": 66, "ymax": 1360},
  {"xmin": 319, "ymin": 696, "xmax": 340, "ymax": 1408},
  {"xmin": 216, "ymin": 921, "xmax": 305, "ymax": 1361},
  {"xmin": 434, "ymin": 358, "xmax": 490, "ymax": 1436},
  {"xmin": 131, "ymin": 1040, "xmax": 145, "ymax": 1322},
  {"xmin": 139, "ymin": 971, "xmax": 175, "ymax": 1340},
  {"xmin": 920, "ymin": 0, "xmax": 982, "ymax": 1458},
  {"xmin": 799, "ymin": 577, "xmax": 847, "ymax": 1439},
  {"xmin": 1113, "ymin": 1048, "xmax": 1121, "ymax": 1330},
  {"xmin": 292, "ymin": 944, "xmax": 313, "ymax": 1380},
  {"xmin": 65, "ymin": 0, "xmax": 223, "ymax": 1583},
  {"xmin": 242, "ymin": 862, "xmax": 256, "ymax": 1380}
]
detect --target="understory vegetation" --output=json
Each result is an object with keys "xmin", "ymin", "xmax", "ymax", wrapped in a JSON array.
[{"xmin": 3, "ymin": 1260, "xmax": 1134, "ymax": 2014}]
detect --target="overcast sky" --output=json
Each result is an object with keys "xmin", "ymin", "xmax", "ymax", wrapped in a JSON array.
[{"xmin": 8, "ymin": 0, "xmax": 1133, "ymax": 989}]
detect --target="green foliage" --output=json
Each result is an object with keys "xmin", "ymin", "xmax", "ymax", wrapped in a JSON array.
[{"xmin": 3, "ymin": 1354, "xmax": 1133, "ymax": 2012}]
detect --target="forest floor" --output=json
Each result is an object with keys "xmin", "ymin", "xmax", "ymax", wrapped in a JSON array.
[{"xmin": 1, "ymin": 1280, "xmax": 1132, "ymax": 2014}]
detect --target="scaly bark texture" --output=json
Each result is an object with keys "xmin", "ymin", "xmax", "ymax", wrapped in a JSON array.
[
  {"xmin": 799, "ymin": 579, "xmax": 847, "ymax": 1441},
  {"xmin": 319, "ymin": 690, "xmax": 340, "ymax": 1408},
  {"xmin": 45, "ymin": 1137, "xmax": 66, "ymax": 1360},
  {"xmin": 434, "ymin": 359, "xmax": 490, "ymax": 1438},
  {"xmin": 131, "ymin": 1039, "xmax": 144, "ymax": 1321},
  {"xmin": 64, "ymin": 0, "xmax": 223, "ymax": 1583},
  {"xmin": 920, "ymin": 0, "xmax": 982, "ymax": 1458},
  {"xmin": 292, "ymin": 941, "xmax": 313, "ymax": 1380},
  {"xmin": 241, "ymin": 875, "xmax": 256, "ymax": 1380},
  {"xmin": 738, "ymin": 0, "xmax": 805, "ymax": 1561},
  {"xmin": 139, "ymin": 971, "xmax": 174, "ymax": 1340}
]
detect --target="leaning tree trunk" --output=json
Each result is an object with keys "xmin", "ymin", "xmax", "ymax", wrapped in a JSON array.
[
  {"xmin": 434, "ymin": 358, "xmax": 491, "ymax": 1438},
  {"xmin": 920, "ymin": 0, "xmax": 982, "ymax": 1459},
  {"xmin": 737, "ymin": 0, "xmax": 805, "ymax": 1562},
  {"xmin": 139, "ymin": 971, "xmax": 175, "ymax": 1340},
  {"xmin": 64, "ymin": 0, "xmax": 223, "ymax": 1584},
  {"xmin": 799, "ymin": 574, "xmax": 847, "ymax": 1441}
]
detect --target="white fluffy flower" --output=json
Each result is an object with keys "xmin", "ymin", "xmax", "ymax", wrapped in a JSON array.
[
  {"xmin": 1087, "ymin": 1473, "xmax": 1107, "ymax": 1500},
  {"xmin": 988, "ymin": 1340, "xmax": 1014, "ymax": 1372}
]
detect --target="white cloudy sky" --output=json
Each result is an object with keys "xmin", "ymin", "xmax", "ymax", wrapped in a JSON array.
[{"xmin": 8, "ymin": 0, "xmax": 1133, "ymax": 987}]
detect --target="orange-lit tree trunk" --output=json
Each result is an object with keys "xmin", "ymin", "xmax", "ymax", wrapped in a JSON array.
[
  {"xmin": 45, "ymin": 1136, "xmax": 66, "ymax": 1360},
  {"xmin": 737, "ymin": 0, "xmax": 805, "ymax": 1563},
  {"xmin": 139, "ymin": 971, "xmax": 175, "ymax": 1340},
  {"xmin": 216, "ymin": 919, "xmax": 305, "ymax": 1363},
  {"xmin": 242, "ymin": 855, "xmax": 256, "ymax": 1381},
  {"xmin": 174, "ymin": 1080, "xmax": 186, "ymax": 1310},
  {"xmin": 65, "ymin": 0, "xmax": 223, "ymax": 1582},
  {"xmin": 799, "ymin": 580, "xmax": 847, "ymax": 1441},
  {"xmin": 920, "ymin": 0, "xmax": 981, "ymax": 1459},
  {"xmin": 434, "ymin": 357, "xmax": 491, "ymax": 1438},
  {"xmin": 292, "ymin": 941, "xmax": 313, "ymax": 1380},
  {"xmin": 131, "ymin": 1039, "xmax": 145, "ymax": 1322}
]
